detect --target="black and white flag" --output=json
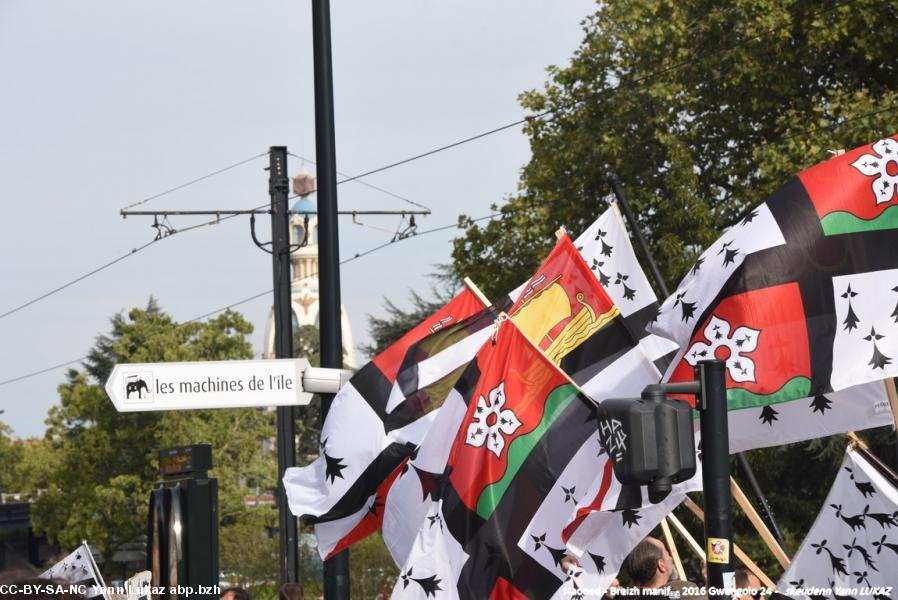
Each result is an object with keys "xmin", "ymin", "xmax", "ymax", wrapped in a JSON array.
[
  {"xmin": 39, "ymin": 541, "xmax": 108, "ymax": 599},
  {"xmin": 778, "ymin": 447, "xmax": 898, "ymax": 599}
]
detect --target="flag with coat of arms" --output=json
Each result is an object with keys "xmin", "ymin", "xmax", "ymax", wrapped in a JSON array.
[{"xmin": 649, "ymin": 135, "xmax": 898, "ymax": 448}]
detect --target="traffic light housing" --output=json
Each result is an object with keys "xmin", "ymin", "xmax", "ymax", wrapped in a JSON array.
[{"xmin": 595, "ymin": 384, "xmax": 696, "ymax": 503}]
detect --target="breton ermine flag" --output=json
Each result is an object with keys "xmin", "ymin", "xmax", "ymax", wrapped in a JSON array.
[{"xmin": 649, "ymin": 135, "xmax": 898, "ymax": 451}]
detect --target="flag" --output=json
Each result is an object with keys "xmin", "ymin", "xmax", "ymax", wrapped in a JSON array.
[
  {"xmin": 507, "ymin": 232, "xmax": 659, "ymax": 402},
  {"xmin": 516, "ymin": 418, "xmax": 687, "ymax": 599},
  {"xmin": 284, "ymin": 285, "xmax": 497, "ymax": 557},
  {"xmin": 383, "ymin": 230, "xmax": 669, "ymax": 570},
  {"xmin": 507, "ymin": 231, "xmax": 699, "ymax": 557},
  {"xmin": 40, "ymin": 541, "xmax": 108, "ymax": 599},
  {"xmin": 648, "ymin": 135, "xmax": 898, "ymax": 449},
  {"xmin": 777, "ymin": 446, "xmax": 898, "ymax": 598},
  {"xmin": 391, "ymin": 318, "xmax": 612, "ymax": 598},
  {"xmin": 571, "ymin": 203, "xmax": 679, "ymax": 371}
]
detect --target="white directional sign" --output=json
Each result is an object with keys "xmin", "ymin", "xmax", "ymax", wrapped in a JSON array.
[{"xmin": 105, "ymin": 358, "xmax": 313, "ymax": 412}]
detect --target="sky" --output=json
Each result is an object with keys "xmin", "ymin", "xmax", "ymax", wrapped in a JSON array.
[{"xmin": 0, "ymin": 0, "xmax": 598, "ymax": 438}]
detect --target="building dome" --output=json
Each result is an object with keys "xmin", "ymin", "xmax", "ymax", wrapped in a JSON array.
[
  {"xmin": 292, "ymin": 197, "xmax": 316, "ymax": 215},
  {"xmin": 263, "ymin": 180, "xmax": 355, "ymax": 368}
]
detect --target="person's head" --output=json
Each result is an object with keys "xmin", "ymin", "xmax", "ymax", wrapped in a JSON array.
[
  {"xmin": 280, "ymin": 582, "xmax": 304, "ymax": 600},
  {"xmin": 734, "ymin": 567, "xmax": 761, "ymax": 600},
  {"xmin": 623, "ymin": 536, "xmax": 674, "ymax": 588},
  {"xmin": 220, "ymin": 587, "xmax": 251, "ymax": 600}
]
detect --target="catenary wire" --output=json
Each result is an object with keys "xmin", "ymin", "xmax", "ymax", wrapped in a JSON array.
[
  {"xmin": 0, "ymin": 210, "xmax": 509, "ymax": 387},
  {"xmin": 0, "ymin": 0, "xmax": 876, "ymax": 385},
  {"xmin": 120, "ymin": 151, "xmax": 269, "ymax": 211},
  {"xmin": 286, "ymin": 152, "xmax": 431, "ymax": 212},
  {"xmin": 1, "ymin": 0, "xmax": 860, "ymax": 326},
  {"xmin": 0, "ymin": 207, "xmax": 262, "ymax": 324},
  {"xmin": 333, "ymin": 0, "xmax": 861, "ymax": 185}
]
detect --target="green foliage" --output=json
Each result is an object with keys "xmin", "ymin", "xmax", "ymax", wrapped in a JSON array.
[
  {"xmin": 349, "ymin": 533, "xmax": 399, "ymax": 599},
  {"xmin": 0, "ymin": 423, "xmax": 24, "ymax": 499},
  {"xmin": 362, "ymin": 289, "xmax": 451, "ymax": 359},
  {"xmin": 443, "ymin": 0, "xmax": 898, "ymax": 578},
  {"xmin": 219, "ymin": 507, "xmax": 279, "ymax": 590},
  {"xmin": 24, "ymin": 299, "xmax": 280, "ymax": 582},
  {"xmin": 452, "ymin": 0, "xmax": 898, "ymax": 299}
]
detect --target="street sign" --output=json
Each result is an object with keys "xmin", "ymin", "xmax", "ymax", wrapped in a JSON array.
[{"xmin": 105, "ymin": 358, "xmax": 312, "ymax": 412}]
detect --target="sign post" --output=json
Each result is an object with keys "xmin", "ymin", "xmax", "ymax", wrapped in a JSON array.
[{"xmin": 105, "ymin": 358, "xmax": 313, "ymax": 412}]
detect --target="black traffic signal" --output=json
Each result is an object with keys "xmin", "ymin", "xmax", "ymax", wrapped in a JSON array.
[{"xmin": 595, "ymin": 384, "xmax": 696, "ymax": 503}]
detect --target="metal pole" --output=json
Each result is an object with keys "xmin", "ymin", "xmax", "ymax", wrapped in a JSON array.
[
  {"xmin": 311, "ymin": 1, "xmax": 350, "ymax": 597},
  {"xmin": 697, "ymin": 360, "xmax": 733, "ymax": 591},
  {"xmin": 735, "ymin": 453, "xmax": 786, "ymax": 546},
  {"xmin": 607, "ymin": 172, "xmax": 788, "ymax": 549},
  {"xmin": 606, "ymin": 173, "xmax": 670, "ymax": 297},
  {"xmin": 270, "ymin": 147, "xmax": 299, "ymax": 585}
]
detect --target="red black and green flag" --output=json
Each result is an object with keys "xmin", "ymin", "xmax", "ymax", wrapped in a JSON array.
[
  {"xmin": 391, "ymin": 317, "xmax": 640, "ymax": 598},
  {"xmin": 649, "ymin": 134, "xmax": 898, "ymax": 446},
  {"xmin": 284, "ymin": 285, "xmax": 506, "ymax": 557}
]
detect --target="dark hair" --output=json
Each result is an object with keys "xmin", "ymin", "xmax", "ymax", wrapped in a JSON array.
[
  {"xmin": 623, "ymin": 539, "xmax": 663, "ymax": 586},
  {"xmin": 734, "ymin": 566, "xmax": 755, "ymax": 588},
  {"xmin": 279, "ymin": 582, "xmax": 304, "ymax": 600},
  {"xmin": 0, "ymin": 570, "xmax": 84, "ymax": 599},
  {"xmin": 220, "ymin": 587, "xmax": 251, "ymax": 600}
]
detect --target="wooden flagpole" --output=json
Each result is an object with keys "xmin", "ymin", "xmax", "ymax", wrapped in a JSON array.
[
  {"xmin": 666, "ymin": 512, "xmax": 704, "ymax": 560},
  {"xmin": 730, "ymin": 477, "xmax": 791, "ymax": 569},
  {"xmin": 847, "ymin": 430, "xmax": 898, "ymax": 484},
  {"xmin": 660, "ymin": 517, "xmax": 686, "ymax": 580},
  {"xmin": 82, "ymin": 540, "xmax": 111, "ymax": 600},
  {"xmin": 463, "ymin": 276, "xmax": 492, "ymax": 306},
  {"xmin": 681, "ymin": 497, "xmax": 777, "ymax": 590}
]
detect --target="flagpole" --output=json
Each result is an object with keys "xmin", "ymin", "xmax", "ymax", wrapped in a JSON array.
[
  {"xmin": 848, "ymin": 431, "xmax": 898, "ymax": 485},
  {"xmin": 463, "ymin": 277, "xmax": 491, "ymax": 306},
  {"xmin": 666, "ymin": 512, "xmax": 704, "ymax": 560},
  {"xmin": 82, "ymin": 541, "xmax": 111, "ymax": 600},
  {"xmin": 679, "ymin": 499, "xmax": 776, "ymax": 590},
  {"xmin": 660, "ymin": 517, "xmax": 686, "ymax": 580},
  {"xmin": 729, "ymin": 479, "xmax": 790, "ymax": 569},
  {"xmin": 883, "ymin": 378, "xmax": 898, "ymax": 465},
  {"xmin": 606, "ymin": 172, "xmax": 789, "ymax": 550}
]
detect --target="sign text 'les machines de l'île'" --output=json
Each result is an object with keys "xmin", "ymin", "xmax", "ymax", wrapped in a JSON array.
[{"xmin": 104, "ymin": 358, "xmax": 318, "ymax": 412}]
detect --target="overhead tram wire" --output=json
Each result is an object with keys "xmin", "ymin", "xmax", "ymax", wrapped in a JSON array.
[
  {"xmin": 3, "ymin": 89, "xmax": 892, "ymax": 385},
  {"xmin": 286, "ymin": 152, "xmax": 431, "ymax": 212},
  {"xmin": 120, "ymin": 151, "xmax": 269, "ymax": 211},
  {"xmin": 0, "ymin": 0, "xmax": 860, "ymax": 326},
  {"xmin": 189, "ymin": 210, "xmax": 510, "ymax": 321},
  {"xmin": 0, "ymin": 0, "xmax": 873, "ymax": 383},
  {"xmin": 0, "ymin": 207, "xmax": 258, "ymax": 324},
  {"xmin": 3, "ymin": 101, "xmax": 891, "ymax": 380},
  {"xmin": 0, "ymin": 357, "xmax": 88, "ymax": 387},
  {"xmin": 329, "ymin": 0, "xmax": 861, "ymax": 186},
  {"xmin": 0, "ymin": 237, "xmax": 159, "ymax": 321},
  {"xmin": 0, "ymin": 210, "xmax": 511, "ymax": 388},
  {"xmin": 0, "ymin": 150, "xmax": 272, "ymax": 323}
]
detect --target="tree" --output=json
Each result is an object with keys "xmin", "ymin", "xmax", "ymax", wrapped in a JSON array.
[
  {"xmin": 292, "ymin": 323, "xmax": 400, "ymax": 595},
  {"xmin": 445, "ymin": 0, "xmax": 898, "ymax": 575},
  {"xmin": 361, "ymin": 288, "xmax": 452, "ymax": 358},
  {"xmin": 451, "ymin": 0, "xmax": 898, "ymax": 299},
  {"xmin": 29, "ymin": 299, "xmax": 279, "ymax": 581}
]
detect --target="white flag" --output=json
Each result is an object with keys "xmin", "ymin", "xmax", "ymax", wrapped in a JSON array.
[
  {"xmin": 39, "ymin": 541, "xmax": 107, "ymax": 599},
  {"xmin": 778, "ymin": 447, "xmax": 898, "ymax": 599}
]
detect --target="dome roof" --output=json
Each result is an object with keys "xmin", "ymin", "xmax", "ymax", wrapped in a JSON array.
[{"xmin": 292, "ymin": 196, "xmax": 317, "ymax": 216}]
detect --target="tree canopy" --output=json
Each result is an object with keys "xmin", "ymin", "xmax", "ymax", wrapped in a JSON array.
[
  {"xmin": 14, "ymin": 300, "xmax": 279, "ymax": 583},
  {"xmin": 451, "ymin": 0, "xmax": 898, "ymax": 299},
  {"xmin": 438, "ymin": 0, "xmax": 898, "ymax": 577}
]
